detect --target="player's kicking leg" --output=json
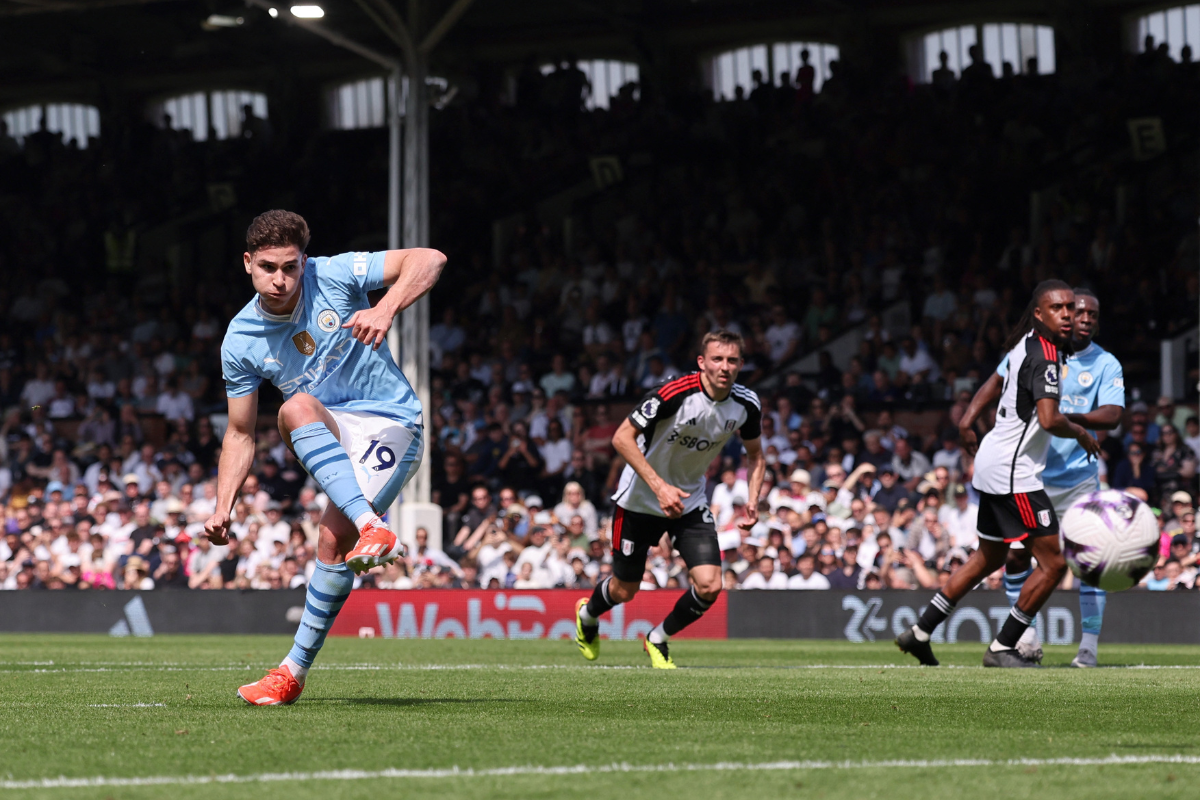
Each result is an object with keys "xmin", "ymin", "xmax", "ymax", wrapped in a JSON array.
[
  {"xmin": 238, "ymin": 503, "xmax": 359, "ymax": 705},
  {"xmin": 239, "ymin": 394, "xmax": 421, "ymax": 705},
  {"xmin": 277, "ymin": 393, "xmax": 404, "ymax": 574}
]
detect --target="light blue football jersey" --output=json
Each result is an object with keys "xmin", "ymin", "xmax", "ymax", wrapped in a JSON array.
[
  {"xmin": 996, "ymin": 341, "xmax": 1124, "ymax": 488},
  {"xmin": 221, "ymin": 251, "xmax": 422, "ymax": 427}
]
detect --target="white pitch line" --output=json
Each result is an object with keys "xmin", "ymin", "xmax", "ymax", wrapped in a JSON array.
[
  {"xmin": 2, "ymin": 662, "xmax": 1200, "ymax": 675},
  {"xmin": 4, "ymin": 754, "xmax": 1200, "ymax": 789},
  {"xmin": 86, "ymin": 703, "xmax": 166, "ymax": 708}
]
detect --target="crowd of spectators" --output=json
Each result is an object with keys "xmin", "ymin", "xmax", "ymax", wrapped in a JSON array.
[{"xmin": 0, "ymin": 35, "xmax": 1198, "ymax": 592}]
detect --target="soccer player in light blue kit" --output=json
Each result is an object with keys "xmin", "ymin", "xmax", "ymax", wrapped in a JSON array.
[
  {"xmin": 961, "ymin": 289, "xmax": 1124, "ymax": 667},
  {"xmin": 204, "ymin": 210, "xmax": 445, "ymax": 704}
]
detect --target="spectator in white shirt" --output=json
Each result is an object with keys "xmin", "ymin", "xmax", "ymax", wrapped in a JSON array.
[
  {"xmin": 897, "ymin": 336, "xmax": 940, "ymax": 383},
  {"xmin": 710, "ymin": 469, "xmax": 749, "ymax": 527},
  {"xmin": 553, "ymin": 482, "xmax": 598, "ymax": 538},
  {"xmin": 539, "ymin": 419, "xmax": 573, "ymax": 486},
  {"xmin": 938, "ymin": 486, "xmax": 979, "ymax": 551},
  {"xmin": 410, "ymin": 526, "xmax": 457, "ymax": 571},
  {"xmin": 156, "ymin": 377, "xmax": 194, "ymax": 422},
  {"xmin": 474, "ymin": 526, "xmax": 512, "ymax": 588},
  {"xmin": 46, "ymin": 380, "xmax": 76, "ymax": 419},
  {"xmin": 581, "ymin": 301, "xmax": 614, "ymax": 357},
  {"xmin": 256, "ymin": 502, "xmax": 291, "ymax": 557},
  {"xmin": 20, "ymin": 364, "xmax": 55, "ymax": 409},
  {"xmin": 587, "ymin": 354, "xmax": 621, "ymax": 397},
  {"xmin": 891, "ymin": 438, "xmax": 932, "ymax": 491},
  {"xmin": 514, "ymin": 524, "xmax": 554, "ymax": 579},
  {"xmin": 787, "ymin": 552, "xmax": 831, "ymax": 589},
  {"xmin": 741, "ymin": 555, "xmax": 789, "ymax": 589},
  {"xmin": 764, "ymin": 304, "xmax": 802, "ymax": 366}
]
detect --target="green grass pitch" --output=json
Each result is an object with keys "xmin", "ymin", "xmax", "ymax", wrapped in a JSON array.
[{"xmin": 2, "ymin": 635, "xmax": 1199, "ymax": 799}]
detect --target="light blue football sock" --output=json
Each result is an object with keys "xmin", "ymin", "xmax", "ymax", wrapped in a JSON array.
[
  {"xmin": 1003, "ymin": 567, "xmax": 1032, "ymax": 607},
  {"xmin": 1080, "ymin": 584, "xmax": 1106, "ymax": 637},
  {"xmin": 285, "ymin": 559, "xmax": 353, "ymax": 677},
  {"xmin": 290, "ymin": 422, "xmax": 375, "ymax": 527}
]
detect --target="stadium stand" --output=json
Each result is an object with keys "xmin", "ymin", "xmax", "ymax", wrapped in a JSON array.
[{"xmin": 0, "ymin": 21, "xmax": 1197, "ymax": 593}]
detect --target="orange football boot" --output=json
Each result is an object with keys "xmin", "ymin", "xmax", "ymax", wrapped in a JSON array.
[
  {"xmin": 345, "ymin": 518, "xmax": 404, "ymax": 574},
  {"xmin": 237, "ymin": 665, "xmax": 303, "ymax": 706}
]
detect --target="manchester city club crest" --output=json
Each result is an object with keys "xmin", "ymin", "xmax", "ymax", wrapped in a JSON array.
[
  {"xmin": 1077, "ymin": 371, "xmax": 1094, "ymax": 388},
  {"xmin": 317, "ymin": 309, "xmax": 341, "ymax": 333}
]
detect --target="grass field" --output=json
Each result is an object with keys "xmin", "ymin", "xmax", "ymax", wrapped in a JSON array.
[{"xmin": 2, "ymin": 635, "xmax": 1200, "ymax": 799}]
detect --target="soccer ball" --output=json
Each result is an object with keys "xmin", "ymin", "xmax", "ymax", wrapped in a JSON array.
[{"xmin": 1061, "ymin": 490, "xmax": 1160, "ymax": 591}]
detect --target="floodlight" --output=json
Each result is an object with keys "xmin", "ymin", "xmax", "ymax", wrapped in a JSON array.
[{"xmin": 290, "ymin": 5, "xmax": 324, "ymax": 19}]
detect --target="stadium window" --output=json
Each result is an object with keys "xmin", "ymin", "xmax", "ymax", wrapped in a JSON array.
[
  {"xmin": 328, "ymin": 76, "xmax": 389, "ymax": 130},
  {"xmin": 326, "ymin": 75, "xmax": 456, "ymax": 129},
  {"xmin": 540, "ymin": 59, "xmax": 640, "ymax": 110},
  {"xmin": 706, "ymin": 42, "xmax": 840, "ymax": 100},
  {"xmin": 908, "ymin": 23, "xmax": 1056, "ymax": 83},
  {"xmin": 1134, "ymin": 5, "xmax": 1200, "ymax": 60},
  {"xmin": 150, "ymin": 90, "xmax": 268, "ymax": 141},
  {"xmin": 1, "ymin": 102, "xmax": 100, "ymax": 148}
]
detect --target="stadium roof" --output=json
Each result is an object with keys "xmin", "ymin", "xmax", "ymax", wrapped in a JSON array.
[{"xmin": 0, "ymin": 0, "xmax": 1158, "ymax": 106}]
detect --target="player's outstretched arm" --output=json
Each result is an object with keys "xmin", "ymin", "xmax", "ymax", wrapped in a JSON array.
[
  {"xmin": 205, "ymin": 392, "xmax": 259, "ymax": 545},
  {"xmin": 958, "ymin": 371, "xmax": 1003, "ymax": 456},
  {"xmin": 1065, "ymin": 404, "xmax": 1122, "ymax": 430},
  {"xmin": 612, "ymin": 418, "xmax": 688, "ymax": 518},
  {"xmin": 739, "ymin": 436, "xmax": 766, "ymax": 531},
  {"xmin": 342, "ymin": 248, "xmax": 447, "ymax": 350},
  {"xmin": 1036, "ymin": 397, "xmax": 1101, "ymax": 458}
]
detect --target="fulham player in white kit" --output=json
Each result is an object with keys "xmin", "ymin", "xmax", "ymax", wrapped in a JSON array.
[
  {"xmin": 574, "ymin": 331, "xmax": 766, "ymax": 668},
  {"xmin": 895, "ymin": 280, "xmax": 1101, "ymax": 668}
]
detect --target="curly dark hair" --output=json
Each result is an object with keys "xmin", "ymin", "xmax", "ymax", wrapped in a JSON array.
[{"xmin": 246, "ymin": 209, "xmax": 311, "ymax": 254}]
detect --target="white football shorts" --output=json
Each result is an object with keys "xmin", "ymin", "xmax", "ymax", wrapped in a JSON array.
[{"xmin": 327, "ymin": 409, "xmax": 424, "ymax": 513}]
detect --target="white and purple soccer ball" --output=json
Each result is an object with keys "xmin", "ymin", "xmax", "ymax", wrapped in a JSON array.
[{"xmin": 1061, "ymin": 489, "xmax": 1160, "ymax": 592}]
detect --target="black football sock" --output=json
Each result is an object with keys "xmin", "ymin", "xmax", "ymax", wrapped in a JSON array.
[
  {"xmin": 915, "ymin": 591, "xmax": 955, "ymax": 639},
  {"xmin": 660, "ymin": 586, "xmax": 713, "ymax": 638},
  {"xmin": 582, "ymin": 577, "xmax": 615, "ymax": 623},
  {"xmin": 993, "ymin": 605, "xmax": 1034, "ymax": 650}
]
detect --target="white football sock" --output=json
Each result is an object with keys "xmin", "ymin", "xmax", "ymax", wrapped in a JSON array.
[
  {"xmin": 1079, "ymin": 632, "xmax": 1099, "ymax": 653},
  {"xmin": 988, "ymin": 639, "xmax": 1010, "ymax": 652},
  {"xmin": 1018, "ymin": 626, "xmax": 1041, "ymax": 649},
  {"xmin": 578, "ymin": 605, "xmax": 598, "ymax": 625},
  {"xmin": 354, "ymin": 512, "xmax": 381, "ymax": 532},
  {"xmin": 282, "ymin": 656, "xmax": 308, "ymax": 685},
  {"xmin": 912, "ymin": 625, "xmax": 930, "ymax": 642},
  {"xmin": 647, "ymin": 624, "xmax": 668, "ymax": 645}
]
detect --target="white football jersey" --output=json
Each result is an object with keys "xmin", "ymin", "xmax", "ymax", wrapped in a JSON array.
[
  {"xmin": 973, "ymin": 330, "xmax": 1064, "ymax": 495},
  {"xmin": 614, "ymin": 373, "xmax": 762, "ymax": 517}
]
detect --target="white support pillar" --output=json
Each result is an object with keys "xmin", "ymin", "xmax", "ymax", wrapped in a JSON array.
[{"xmin": 393, "ymin": 36, "xmax": 440, "ymax": 551}]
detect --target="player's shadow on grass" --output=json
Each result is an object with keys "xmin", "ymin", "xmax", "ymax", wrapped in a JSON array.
[{"xmin": 314, "ymin": 698, "xmax": 526, "ymax": 707}]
